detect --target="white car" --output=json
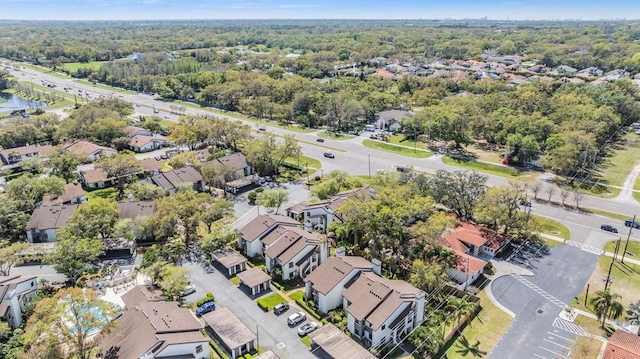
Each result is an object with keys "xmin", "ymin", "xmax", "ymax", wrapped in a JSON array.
[
  {"xmin": 287, "ymin": 311, "xmax": 306, "ymax": 326},
  {"xmin": 298, "ymin": 322, "xmax": 318, "ymax": 336},
  {"xmin": 179, "ymin": 285, "xmax": 196, "ymax": 297}
]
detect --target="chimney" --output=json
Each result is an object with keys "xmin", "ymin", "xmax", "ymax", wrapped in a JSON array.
[
  {"xmin": 336, "ymin": 247, "xmax": 346, "ymax": 257},
  {"xmin": 371, "ymin": 258, "xmax": 382, "ymax": 276},
  {"xmin": 127, "ymin": 193, "xmax": 133, "ymax": 202}
]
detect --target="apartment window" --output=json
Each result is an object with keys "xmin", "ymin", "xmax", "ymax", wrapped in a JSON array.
[
  {"xmin": 289, "ymin": 262, "xmax": 294, "ymax": 268},
  {"xmin": 196, "ymin": 345, "xmax": 203, "ymax": 353},
  {"xmin": 381, "ymin": 324, "xmax": 386, "ymax": 330}
]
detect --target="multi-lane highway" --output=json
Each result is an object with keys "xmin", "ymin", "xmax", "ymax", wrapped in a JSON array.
[{"xmin": 5, "ymin": 61, "xmax": 640, "ymax": 248}]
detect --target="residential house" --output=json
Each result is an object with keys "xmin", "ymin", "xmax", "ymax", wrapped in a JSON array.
[
  {"xmin": 25, "ymin": 204, "xmax": 79, "ymax": 243},
  {"xmin": 369, "ymin": 69, "xmax": 396, "ymax": 80},
  {"xmin": 124, "ymin": 125, "xmax": 152, "ymax": 138},
  {"xmin": 342, "ymin": 267, "xmax": 425, "ymax": 348},
  {"xmin": 41, "ymin": 182, "xmax": 87, "ymax": 206},
  {"xmin": 304, "ymin": 254, "xmax": 373, "ymax": 314},
  {"xmin": 202, "ymin": 307, "xmax": 257, "ymax": 359},
  {"xmin": 63, "ymin": 140, "xmax": 117, "ymax": 162},
  {"xmin": 605, "ymin": 69, "xmax": 631, "ymax": 80},
  {"xmin": 79, "ymin": 168, "xmax": 115, "ymax": 189},
  {"xmin": 236, "ymin": 267, "xmax": 271, "ymax": 296},
  {"xmin": 212, "ymin": 247, "xmax": 247, "ymax": 276},
  {"xmin": 263, "ymin": 226, "xmax": 329, "ymax": 280},
  {"xmin": 286, "ymin": 187, "xmax": 375, "ymax": 233},
  {"xmin": 117, "ymin": 200, "xmax": 155, "ymax": 221},
  {"xmin": 556, "ymin": 65, "xmax": 578, "ymax": 75},
  {"xmin": 206, "ymin": 152, "xmax": 254, "ymax": 194},
  {"xmin": 128, "ymin": 134, "xmax": 167, "ymax": 152},
  {"xmin": 0, "ymin": 144, "xmax": 53, "ymax": 165},
  {"xmin": 0, "ymin": 275, "xmax": 38, "ymax": 329},
  {"xmin": 139, "ymin": 158, "xmax": 162, "ymax": 175},
  {"xmin": 237, "ymin": 214, "xmax": 300, "ymax": 258},
  {"xmin": 308, "ymin": 323, "xmax": 376, "ymax": 359},
  {"xmin": 602, "ymin": 330, "xmax": 640, "ymax": 359},
  {"xmin": 441, "ymin": 222, "xmax": 508, "ymax": 290},
  {"xmin": 152, "ymin": 166, "xmax": 204, "ymax": 193},
  {"xmin": 99, "ymin": 285, "xmax": 209, "ymax": 359},
  {"xmin": 577, "ymin": 67, "xmax": 603, "ymax": 78}
]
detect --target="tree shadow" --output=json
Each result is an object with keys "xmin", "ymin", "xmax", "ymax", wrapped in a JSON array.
[{"xmin": 455, "ymin": 336, "xmax": 487, "ymax": 357}]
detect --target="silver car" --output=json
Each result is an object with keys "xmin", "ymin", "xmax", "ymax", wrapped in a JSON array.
[
  {"xmin": 287, "ymin": 311, "xmax": 306, "ymax": 326},
  {"xmin": 298, "ymin": 322, "xmax": 318, "ymax": 336}
]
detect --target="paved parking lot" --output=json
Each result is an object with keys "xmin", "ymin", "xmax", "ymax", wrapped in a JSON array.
[
  {"xmin": 184, "ymin": 260, "xmax": 315, "ymax": 359},
  {"xmin": 489, "ymin": 244, "xmax": 598, "ymax": 359}
]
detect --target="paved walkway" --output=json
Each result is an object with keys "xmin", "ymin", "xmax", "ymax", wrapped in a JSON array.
[{"xmin": 614, "ymin": 163, "xmax": 640, "ymax": 204}]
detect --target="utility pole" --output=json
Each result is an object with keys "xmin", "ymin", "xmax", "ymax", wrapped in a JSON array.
[
  {"xmin": 256, "ymin": 325, "xmax": 259, "ymax": 352},
  {"xmin": 622, "ymin": 214, "xmax": 635, "ymax": 264},
  {"xmin": 368, "ymin": 154, "xmax": 371, "ymax": 178}
]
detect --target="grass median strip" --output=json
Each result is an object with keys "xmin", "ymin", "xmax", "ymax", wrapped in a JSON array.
[
  {"xmin": 442, "ymin": 156, "xmax": 524, "ymax": 178},
  {"xmin": 362, "ymin": 139, "xmax": 432, "ymax": 158}
]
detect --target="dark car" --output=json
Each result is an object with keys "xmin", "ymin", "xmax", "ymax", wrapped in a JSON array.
[
  {"xmin": 316, "ymin": 138, "xmax": 325, "ymax": 142},
  {"xmin": 601, "ymin": 224, "xmax": 618, "ymax": 233},
  {"xmin": 273, "ymin": 303, "xmax": 290, "ymax": 315},
  {"xmin": 520, "ymin": 199, "xmax": 532, "ymax": 207},
  {"xmin": 323, "ymin": 152, "xmax": 335, "ymax": 158},
  {"xmin": 258, "ymin": 126, "xmax": 267, "ymax": 131},
  {"xmin": 195, "ymin": 301, "xmax": 215, "ymax": 316},
  {"xmin": 624, "ymin": 219, "xmax": 640, "ymax": 228}
]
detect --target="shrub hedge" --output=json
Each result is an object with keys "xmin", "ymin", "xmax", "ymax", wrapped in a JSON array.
[{"xmin": 209, "ymin": 340, "xmax": 230, "ymax": 359}]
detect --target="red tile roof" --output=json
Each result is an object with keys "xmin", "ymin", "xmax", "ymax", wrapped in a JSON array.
[
  {"xmin": 453, "ymin": 252, "xmax": 487, "ymax": 276},
  {"xmin": 603, "ymin": 330, "xmax": 640, "ymax": 359},
  {"xmin": 370, "ymin": 69, "xmax": 395, "ymax": 79}
]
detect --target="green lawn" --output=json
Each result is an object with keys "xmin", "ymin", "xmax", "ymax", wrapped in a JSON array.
[
  {"xmin": 598, "ymin": 132, "xmax": 639, "ymax": 197},
  {"xmin": 571, "ymin": 255, "xmax": 640, "ymax": 312},
  {"xmin": 574, "ymin": 314, "xmax": 615, "ymax": 338},
  {"xmin": 531, "ymin": 215, "xmax": 570, "ymax": 240},
  {"xmin": 85, "ymin": 187, "xmax": 118, "ymax": 201},
  {"xmin": 441, "ymin": 156, "xmax": 524, "ymax": 178},
  {"xmin": 443, "ymin": 290, "xmax": 513, "ymax": 359},
  {"xmin": 256, "ymin": 293, "xmax": 287, "ymax": 311},
  {"xmin": 18, "ymin": 63, "xmax": 70, "ymax": 79},
  {"xmin": 285, "ymin": 155, "xmax": 321, "ymax": 171},
  {"xmin": 580, "ymin": 207, "xmax": 630, "ymax": 221},
  {"xmin": 387, "ymin": 134, "xmax": 428, "ymax": 150},
  {"xmin": 229, "ymin": 276, "xmax": 240, "ymax": 285},
  {"xmin": 75, "ymin": 79, "xmax": 138, "ymax": 94},
  {"xmin": 62, "ymin": 61, "xmax": 104, "ymax": 73},
  {"xmin": 362, "ymin": 139, "xmax": 432, "ymax": 159},
  {"xmin": 317, "ymin": 131, "xmax": 355, "ymax": 141},
  {"xmin": 289, "ymin": 290, "xmax": 304, "ymax": 301},
  {"xmin": 603, "ymin": 239, "xmax": 640, "ymax": 257},
  {"xmin": 300, "ymin": 336, "xmax": 311, "ymax": 347}
]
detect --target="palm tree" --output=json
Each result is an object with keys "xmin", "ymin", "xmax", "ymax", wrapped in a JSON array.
[
  {"xmin": 446, "ymin": 295, "xmax": 477, "ymax": 333},
  {"xmin": 625, "ymin": 299, "xmax": 640, "ymax": 325},
  {"xmin": 589, "ymin": 289, "xmax": 624, "ymax": 328}
]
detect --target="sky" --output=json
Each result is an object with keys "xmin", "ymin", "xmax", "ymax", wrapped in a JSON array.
[{"xmin": 0, "ymin": 0, "xmax": 638, "ymax": 21}]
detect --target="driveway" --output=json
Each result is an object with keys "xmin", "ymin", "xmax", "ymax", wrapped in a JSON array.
[
  {"xmin": 184, "ymin": 260, "xmax": 314, "ymax": 359},
  {"xmin": 488, "ymin": 244, "xmax": 598, "ymax": 359}
]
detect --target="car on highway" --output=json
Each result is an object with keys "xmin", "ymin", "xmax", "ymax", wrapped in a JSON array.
[
  {"xmin": 298, "ymin": 322, "xmax": 318, "ymax": 336},
  {"xmin": 195, "ymin": 301, "xmax": 215, "ymax": 316},
  {"xmin": 316, "ymin": 138, "xmax": 325, "ymax": 142},
  {"xmin": 323, "ymin": 152, "xmax": 335, "ymax": 158},
  {"xmin": 273, "ymin": 303, "xmax": 289, "ymax": 315},
  {"xmin": 601, "ymin": 224, "xmax": 618, "ymax": 233},
  {"xmin": 258, "ymin": 126, "xmax": 267, "ymax": 131},
  {"xmin": 287, "ymin": 311, "xmax": 306, "ymax": 326},
  {"xmin": 624, "ymin": 219, "xmax": 640, "ymax": 228}
]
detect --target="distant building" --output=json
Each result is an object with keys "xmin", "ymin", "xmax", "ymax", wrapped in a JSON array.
[
  {"xmin": 0, "ymin": 275, "xmax": 38, "ymax": 329},
  {"xmin": 151, "ymin": 167, "xmax": 204, "ymax": 193},
  {"xmin": 63, "ymin": 140, "xmax": 116, "ymax": 162},
  {"xmin": 25, "ymin": 204, "xmax": 79, "ymax": 243},
  {"xmin": 0, "ymin": 144, "xmax": 54, "ymax": 165},
  {"xmin": 41, "ymin": 182, "xmax": 87, "ymax": 206}
]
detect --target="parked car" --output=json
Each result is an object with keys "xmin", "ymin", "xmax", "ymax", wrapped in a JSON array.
[
  {"xmin": 273, "ymin": 303, "xmax": 290, "ymax": 315},
  {"xmin": 316, "ymin": 138, "xmax": 325, "ymax": 142},
  {"xmin": 160, "ymin": 154, "xmax": 168, "ymax": 160},
  {"xmin": 195, "ymin": 301, "xmax": 215, "ymax": 316},
  {"xmin": 601, "ymin": 224, "xmax": 618, "ymax": 233},
  {"xmin": 624, "ymin": 219, "xmax": 640, "ymax": 228},
  {"xmin": 520, "ymin": 199, "xmax": 532, "ymax": 207},
  {"xmin": 258, "ymin": 126, "xmax": 267, "ymax": 131},
  {"xmin": 323, "ymin": 152, "xmax": 335, "ymax": 158},
  {"xmin": 287, "ymin": 311, "xmax": 306, "ymax": 326},
  {"xmin": 179, "ymin": 285, "xmax": 196, "ymax": 297},
  {"xmin": 298, "ymin": 322, "xmax": 318, "ymax": 336}
]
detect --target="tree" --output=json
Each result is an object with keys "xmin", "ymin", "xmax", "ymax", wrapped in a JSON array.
[
  {"xmin": 545, "ymin": 183, "xmax": 556, "ymax": 203},
  {"xmin": 152, "ymin": 191, "xmax": 210, "ymax": 241},
  {"xmin": 0, "ymin": 241, "xmax": 30, "ymax": 276},
  {"xmin": 530, "ymin": 180, "xmax": 542, "ymax": 200},
  {"xmin": 256, "ymin": 189, "xmax": 289, "ymax": 214},
  {"xmin": 446, "ymin": 295, "xmax": 476, "ymax": 333},
  {"xmin": 244, "ymin": 133, "xmax": 300, "ymax": 175},
  {"xmin": 409, "ymin": 259, "xmax": 445, "ymax": 293},
  {"xmin": 474, "ymin": 185, "xmax": 526, "ymax": 233},
  {"xmin": 125, "ymin": 180, "xmax": 166, "ymax": 201},
  {"xmin": 560, "ymin": 188, "xmax": 570, "ymax": 206},
  {"xmin": 96, "ymin": 153, "xmax": 142, "ymax": 196},
  {"xmin": 572, "ymin": 189, "xmax": 585, "ymax": 209},
  {"xmin": 158, "ymin": 263, "xmax": 191, "ymax": 301},
  {"xmin": 23, "ymin": 287, "xmax": 117, "ymax": 359},
  {"xmin": 63, "ymin": 198, "xmax": 119, "ymax": 239},
  {"xmin": 19, "ymin": 157, "xmax": 44, "ymax": 175},
  {"xmin": 200, "ymin": 199, "xmax": 234, "ymax": 233},
  {"xmin": 200, "ymin": 223, "xmax": 237, "ymax": 256},
  {"xmin": 428, "ymin": 170, "xmax": 487, "ymax": 220},
  {"xmin": 45, "ymin": 234, "xmax": 105, "ymax": 283},
  {"xmin": 408, "ymin": 324, "xmax": 444, "ymax": 358},
  {"xmin": 6, "ymin": 174, "xmax": 65, "ymax": 212},
  {"xmin": 0, "ymin": 199, "xmax": 31, "ymax": 241},
  {"xmin": 49, "ymin": 151, "xmax": 81, "ymax": 183},
  {"xmin": 625, "ymin": 299, "xmax": 640, "ymax": 325},
  {"xmin": 590, "ymin": 289, "xmax": 624, "ymax": 328}
]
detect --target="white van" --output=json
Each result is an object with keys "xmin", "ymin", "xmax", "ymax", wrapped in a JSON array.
[{"xmin": 364, "ymin": 124, "xmax": 376, "ymax": 132}]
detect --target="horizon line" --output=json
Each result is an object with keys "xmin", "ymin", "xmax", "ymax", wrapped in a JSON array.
[{"xmin": 0, "ymin": 18, "xmax": 638, "ymax": 22}]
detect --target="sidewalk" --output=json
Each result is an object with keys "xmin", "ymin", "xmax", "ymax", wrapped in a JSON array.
[{"xmin": 602, "ymin": 251, "xmax": 640, "ymax": 266}]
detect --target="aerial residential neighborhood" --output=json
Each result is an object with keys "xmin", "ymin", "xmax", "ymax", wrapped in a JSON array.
[{"xmin": 1, "ymin": 6, "xmax": 640, "ymax": 359}]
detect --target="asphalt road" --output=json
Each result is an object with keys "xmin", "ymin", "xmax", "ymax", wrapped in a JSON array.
[
  {"xmin": 489, "ymin": 244, "xmax": 599, "ymax": 359},
  {"xmin": 6, "ymin": 62, "xmax": 640, "ymax": 210},
  {"xmin": 183, "ymin": 259, "xmax": 315, "ymax": 359}
]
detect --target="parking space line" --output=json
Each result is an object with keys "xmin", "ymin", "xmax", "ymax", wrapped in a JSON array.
[
  {"xmin": 539, "ymin": 345, "xmax": 567, "ymax": 358},
  {"xmin": 548, "ymin": 331, "xmax": 575, "ymax": 342},
  {"xmin": 533, "ymin": 354, "xmax": 548, "ymax": 359},
  {"xmin": 544, "ymin": 338, "xmax": 572, "ymax": 350},
  {"xmin": 511, "ymin": 274, "xmax": 566, "ymax": 308}
]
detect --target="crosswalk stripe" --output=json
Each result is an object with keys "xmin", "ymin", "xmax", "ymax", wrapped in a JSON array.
[
  {"xmin": 511, "ymin": 274, "xmax": 566, "ymax": 308},
  {"xmin": 552, "ymin": 317, "xmax": 585, "ymax": 336}
]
